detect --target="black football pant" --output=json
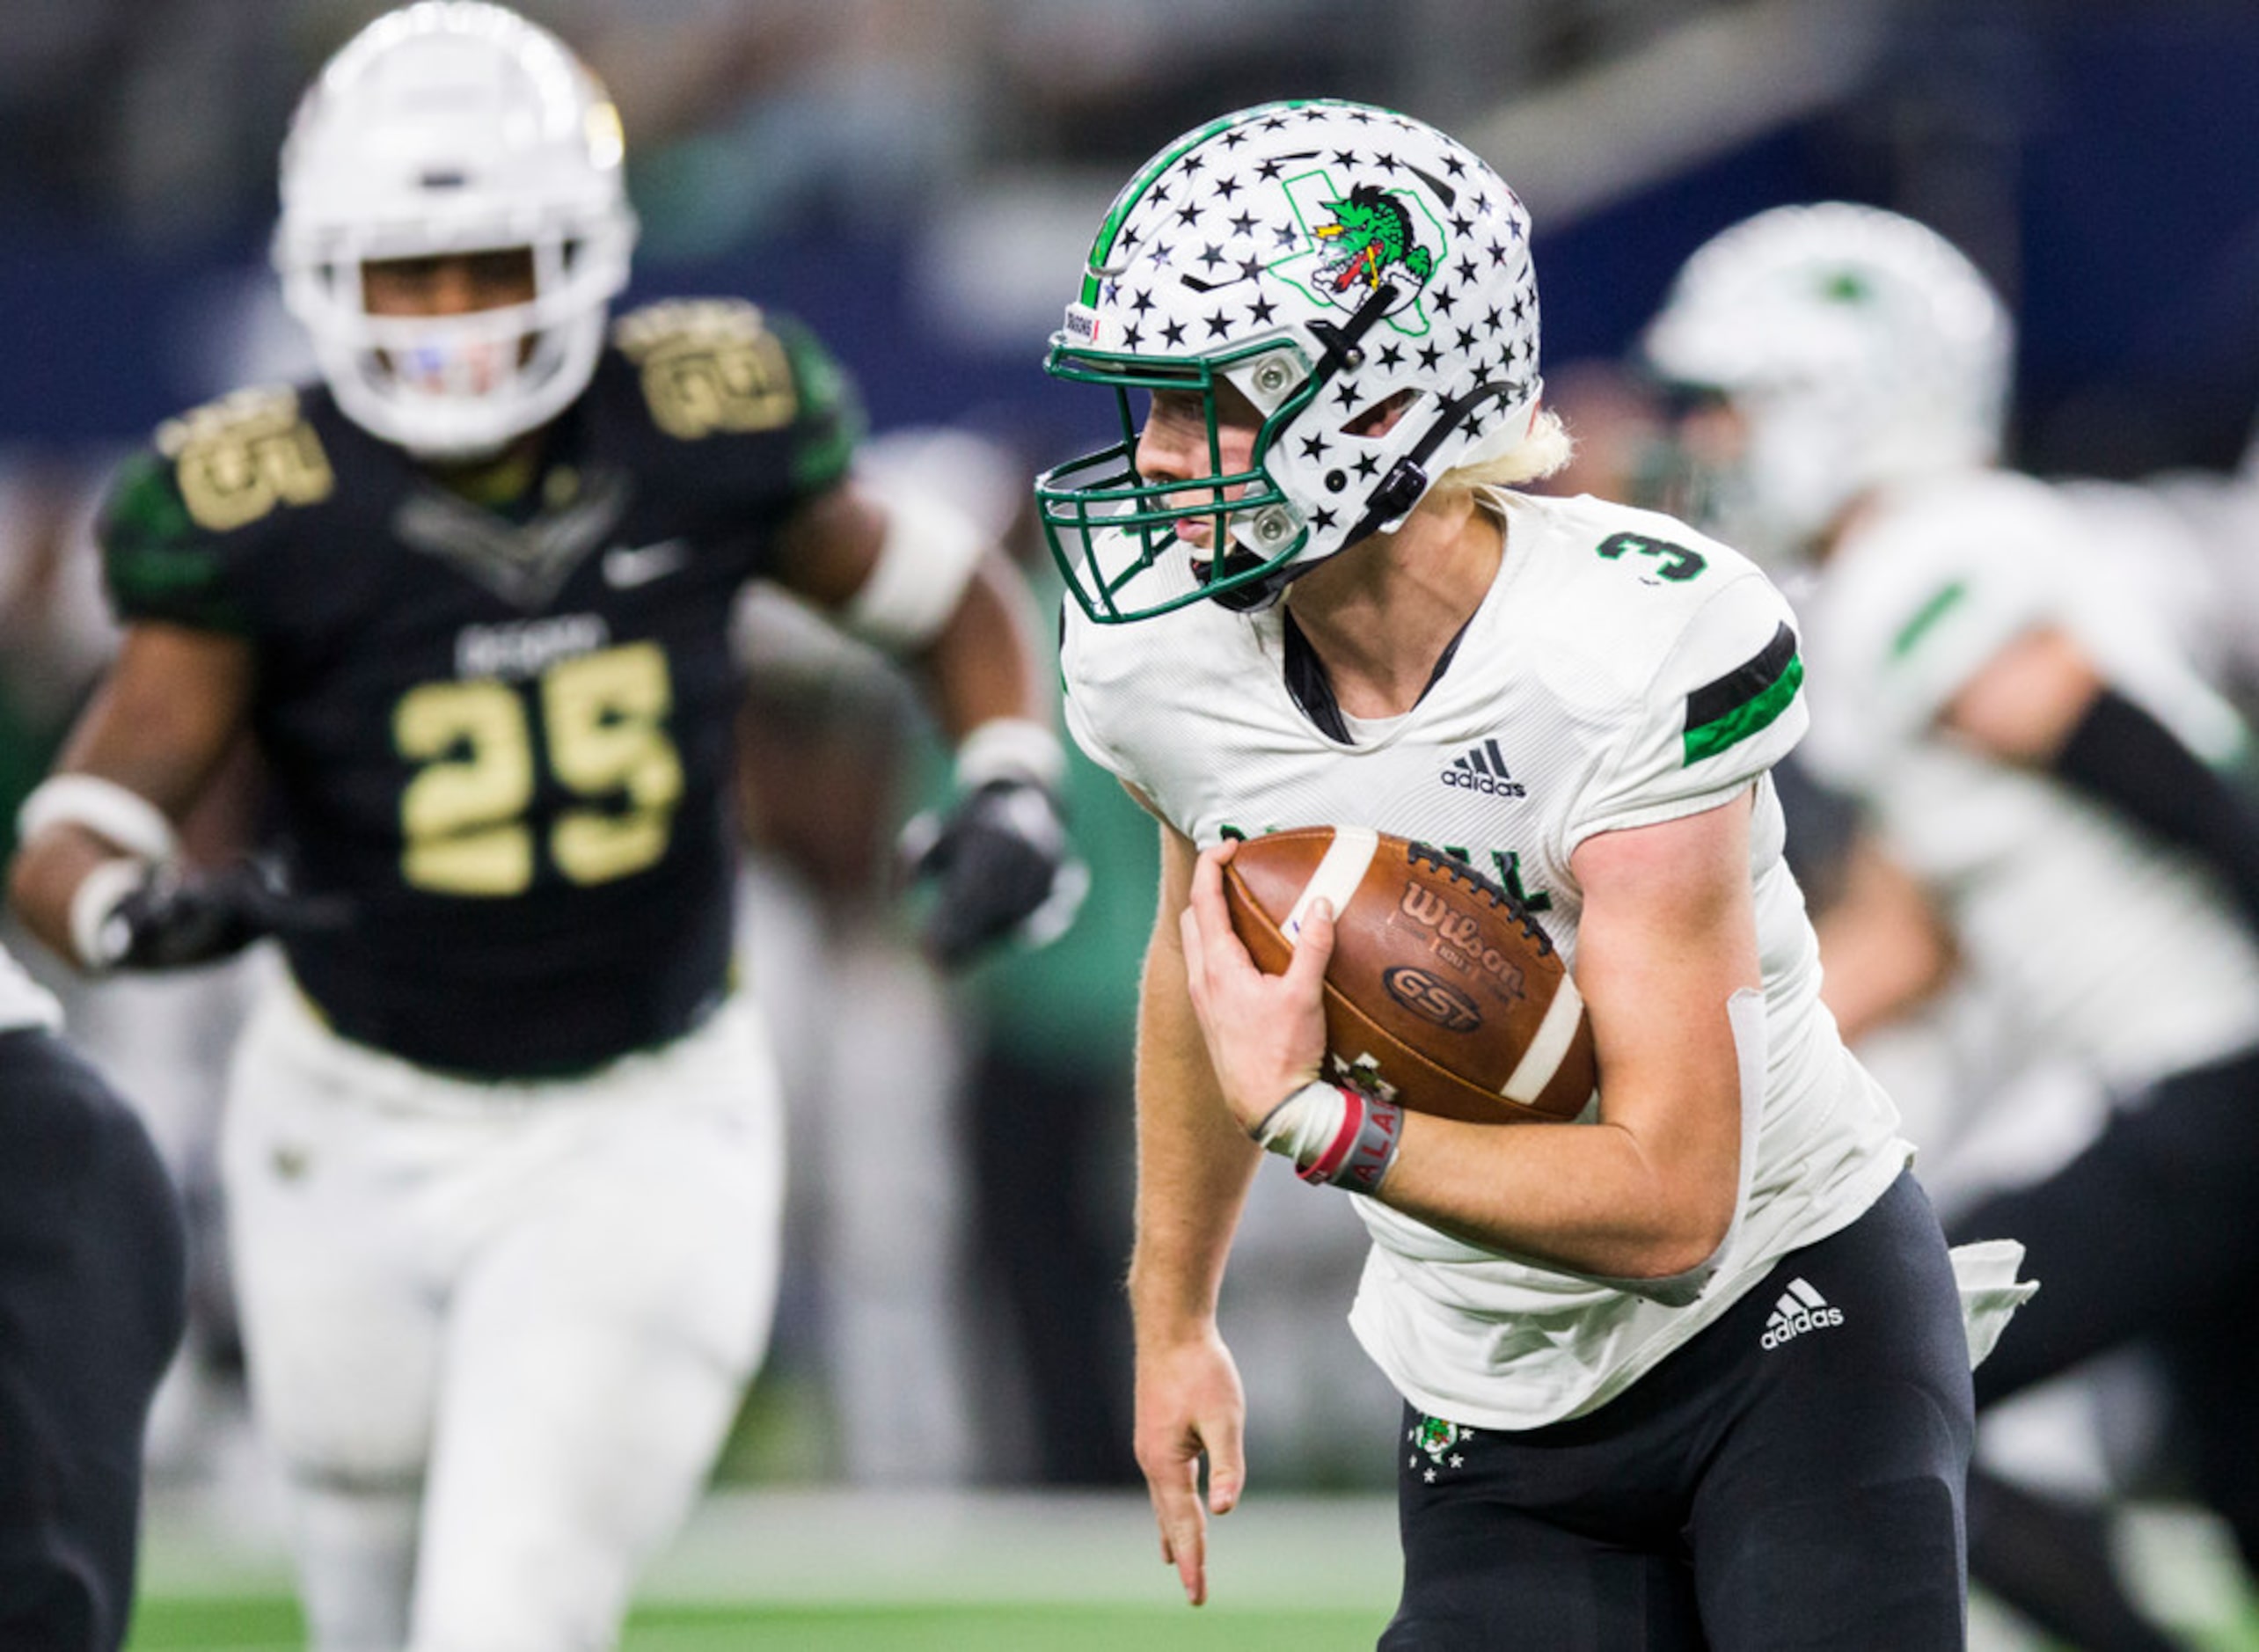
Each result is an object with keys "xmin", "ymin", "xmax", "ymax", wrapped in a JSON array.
[
  {"xmin": 1382, "ymin": 1172, "xmax": 1972, "ymax": 1650},
  {"xmin": 0, "ymin": 1027, "xmax": 186, "ymax": 1652},
  {"xmin": 1952, "ymin": 1042, "xmax": 2259, "ymax": 1571}
]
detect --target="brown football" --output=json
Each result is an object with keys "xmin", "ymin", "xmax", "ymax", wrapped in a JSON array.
[{"xmin": 1223, "ymin": 826, "xmax": 1596, "ymax": 1124}]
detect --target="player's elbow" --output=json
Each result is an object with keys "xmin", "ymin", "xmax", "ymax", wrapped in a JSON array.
[
  {"xmin": 1627, "ymin": 1219, "xmax": 1730, "ymax": 1283},
  {"xmin": 1618, "ymin": 1173, "xmax": 1738, "ymax": 1282}
]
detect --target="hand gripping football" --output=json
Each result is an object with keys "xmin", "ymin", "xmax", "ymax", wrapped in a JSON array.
[{"xmin": 1223, "ymin": 827, "xmax": 1597, "ymax": 1123}]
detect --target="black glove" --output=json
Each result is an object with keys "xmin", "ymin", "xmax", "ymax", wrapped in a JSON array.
[
  {"xmin": 901, "ymin": 777, "xmax": 1082, "ymax": 969},
  {"xmin": 96, "ymin": 858, "xmax": 352, "ymax": 971}
]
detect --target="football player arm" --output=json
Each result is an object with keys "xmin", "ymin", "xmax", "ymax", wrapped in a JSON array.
[
  {"xmin": 772, "ymin": 479, "xmax": 1073, "ymax": 965},
  {"xmin": 9, "ymin": 624, "xmax": 255, "ymax": 969},
  {"xmin": 1813, "ymin": 831, "xmax": 1959, "ymax": 1045},
  {"xmin": 1943, "ymin": 624, "xmax": 2259, "ymax": 926},
  {"xmin": 1136, "ymin": 815, "xmax": 1261, "ymax": 1607},
  {"xmin": 1179, "ymin": 796, "xmax": 1754, "ymax": 1281},
  {"xmin": 1393, "ymin": 792, "xmax": 1753, "ymax": 1278}
]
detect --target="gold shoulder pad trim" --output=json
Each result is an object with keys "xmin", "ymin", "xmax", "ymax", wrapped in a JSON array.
[
  {"xmin": 613, "ymin": 298, "xmax": 800, "ymax": 441},
  {"xmin": 157, "ymin": 386, "xmax": 335, "ymax": 534}
]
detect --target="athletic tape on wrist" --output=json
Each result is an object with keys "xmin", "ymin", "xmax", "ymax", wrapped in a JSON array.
[
  {"xmin": 954, "ymin": 717, "xmax": 1065, "ymax": 793},
  {"xmin": 1254, "ymin": 1079, "xmax": 1401, "ymax": 1195},
  {"xmin": 18, "ymin": 773, "xmax": 179, "ymax": 864},
  {"xmin": 67, "ymin": 857, "xmax": 151, "ymax": 972}
]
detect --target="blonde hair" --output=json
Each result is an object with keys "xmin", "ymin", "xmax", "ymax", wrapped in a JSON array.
[{"xmin": 1429, "ymin": 406, "xmax": 1575, "ymax": 499}]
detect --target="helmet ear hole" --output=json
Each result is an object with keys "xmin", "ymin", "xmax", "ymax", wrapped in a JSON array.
[{"xmin": 1342, "ymin": 387, "xmax": 1419, "ymax": 440}]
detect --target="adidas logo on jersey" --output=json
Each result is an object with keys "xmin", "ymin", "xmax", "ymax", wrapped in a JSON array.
[
  {"xmin": 1442, "ymin": 738, "xmax": 1525, "ymax": 797},
  {"xmin": 1760, "ymin": 1278, "xmax": 1844, "ymax": 1349}
]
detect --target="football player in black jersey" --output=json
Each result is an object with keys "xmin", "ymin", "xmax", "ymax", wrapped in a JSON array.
[{"xmin": 7, "ymin": 6, "xmax": 1071, "ymax": 1649}]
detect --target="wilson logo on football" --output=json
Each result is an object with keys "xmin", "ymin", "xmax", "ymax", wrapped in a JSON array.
[
  {"xmin": 1397, "ymin": 885, "xmax": 1527, "ymax": 1001},
  {"xmin": 1381, "ymin": 966, "xmax": 1483, "ymax": 1034}
]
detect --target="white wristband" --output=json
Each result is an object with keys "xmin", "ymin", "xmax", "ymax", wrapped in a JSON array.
[
  {"xmin": 954, "ymin": 717, "xmax": 1065, "ymax": 793},
  {"xmin": 67, "ymin": 857, "xmax": 152, "ymax": 972},
  {"xmin": 18, "ymin": 773, "xmax": 179, "ymax": 864}
]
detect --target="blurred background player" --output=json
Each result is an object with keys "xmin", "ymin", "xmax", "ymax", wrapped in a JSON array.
[
  {"xmin": 0, "ymin": 937, "xmax": 183, "ymax": 1652},
  {"xmin": 6, "ymin": 6, "xmax": 1071, "ymax": 1651},
  {"xmin": 1041, "ymin": 99, "xmax": 2027, "ymax": 1643},
  {"xmin": 1645, "ymin": 200, "xmax": 2259, "ymax": 1652}
]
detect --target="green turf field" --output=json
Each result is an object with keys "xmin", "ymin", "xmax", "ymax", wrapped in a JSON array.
[
  {"xmin": 128, "ymin": 1597, "xmax": 1388, "ymax": 1650},
  {"xmin": 128, "ymin": 1483, "xmax": 2259, "ymax": 1651}
]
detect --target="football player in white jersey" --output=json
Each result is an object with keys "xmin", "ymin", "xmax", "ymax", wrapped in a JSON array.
[
  {"xmin": 1040, "ymin": 102, "xmax": 2029, "ymax": 1647},
  {"xmin": 1648, "ymin": 201, "xmax": 2259, "ymax": 1652}
]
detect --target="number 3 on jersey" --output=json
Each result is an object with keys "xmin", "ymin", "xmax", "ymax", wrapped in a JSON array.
[{"xmin": 394, "ymin": 641, "xmax": 685, "ymax": 895}]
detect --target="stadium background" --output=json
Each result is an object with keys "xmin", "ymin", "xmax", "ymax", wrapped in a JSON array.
[{"xmin": 5, "ymin": 1, "xmax": 2259, "ymax": 1646}]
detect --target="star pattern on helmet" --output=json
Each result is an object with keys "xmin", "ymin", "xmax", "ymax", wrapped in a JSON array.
[{"xmin": 1052, "ymin": 101, "xmax": 1547, "ymax": 614}]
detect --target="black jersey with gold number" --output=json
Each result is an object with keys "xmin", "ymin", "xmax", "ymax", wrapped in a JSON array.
[{"xmin": 98, "ymin": 299, "xmax": 862, "ymax": 1078}]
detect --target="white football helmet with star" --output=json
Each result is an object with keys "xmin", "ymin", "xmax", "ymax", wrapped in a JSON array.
[
  {"xmin": 1642, "ymin": 201, "xmax": 2013, "ymax": 563},
  {"xmin": 1035, "ymin": 100, "xmax": 1545, "ymax": 623}
]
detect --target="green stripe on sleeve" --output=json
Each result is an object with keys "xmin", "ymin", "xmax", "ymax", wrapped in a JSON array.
[
  {"xmin": 1684, "ymin": 654, "xmax": 1803, "ymax": 764},
  {"xmin": 1890, "ymin": 580, "xmax": 1969, "ymax": 660}
]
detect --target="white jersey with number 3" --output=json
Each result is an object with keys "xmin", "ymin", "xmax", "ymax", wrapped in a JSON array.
[{"xmin": 1063, "ymin": 488, "xmax": 1911, "ymax": 1430}]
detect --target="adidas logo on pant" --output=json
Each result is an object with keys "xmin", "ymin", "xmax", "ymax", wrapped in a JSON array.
[{"xmin": 1759, "ymin": 1277, "xmax": 1844, "ymax": 1349}]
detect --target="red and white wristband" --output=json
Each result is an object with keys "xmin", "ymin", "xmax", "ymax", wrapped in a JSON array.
[{"xmin": 1253, "ymin": 1079, "xmax": 1403, "ymax": 1195}]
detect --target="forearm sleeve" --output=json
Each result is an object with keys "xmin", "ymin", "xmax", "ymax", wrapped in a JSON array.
[{"xmin": 2052, "ymin": 686, "xmax": 2259, "ymax": 928}]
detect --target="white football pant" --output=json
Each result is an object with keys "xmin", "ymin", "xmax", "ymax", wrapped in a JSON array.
[{"xmin": 223, "ymin": 983, "xmax": 785, "ymax": 1652}]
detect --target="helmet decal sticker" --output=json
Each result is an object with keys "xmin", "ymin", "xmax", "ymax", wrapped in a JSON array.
[{"xmin": 1298, "ymin": 183, "xmax": 1437, "ymax": 319}]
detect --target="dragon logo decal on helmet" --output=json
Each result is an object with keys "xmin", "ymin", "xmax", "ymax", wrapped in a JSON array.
[
  {"xmin": 1642, "ymin": 201, "xmax": 2012, "ymax": 565},
  {"xmin": 273, "ymin": 2, "xmax": 640, "ymax": 460},
  {"xmin": 1035, "ymin": 100, "xmax": 1543, "ymax": 624}
]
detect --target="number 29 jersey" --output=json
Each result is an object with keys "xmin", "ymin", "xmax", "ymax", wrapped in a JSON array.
[
  {"xmin": 1062, "ymin": 488, "xmax": 1912, "ymax": 1430},
  {"xmin": 97, "ymin": 299, "xmax": 860, "ymax": 1079}
]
